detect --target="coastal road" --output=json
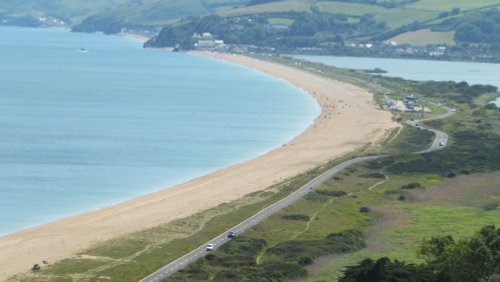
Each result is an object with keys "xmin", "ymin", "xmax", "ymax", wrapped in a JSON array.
[
  {"xmin": 140, "ymin": 107, "xmax": 454, "ymax": 282},
  {"xmin": 407, "ymin": 106, "xmax": 454, "ymax": 154},
  {"xmin": 139, "ymin": 156, "xmax": 384, "ymax": 282}
]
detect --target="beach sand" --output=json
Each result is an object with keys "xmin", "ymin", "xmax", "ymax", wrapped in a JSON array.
[{"xmin": 0, "ymin": 53, "xmax": 397, "ymax": 280}]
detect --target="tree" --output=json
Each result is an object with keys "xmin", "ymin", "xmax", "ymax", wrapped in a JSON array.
[
  {"xmin": 451, "ymin": 8, "xmax": 461, "ymax": 15},
  {"xmin": 419, "ymin": 225, "xmax": 500, "ymax": 282},
  {"xmin": 339, "ymin": 257, "xmax": 435, "ymax": 282},
  {"xmin": 455, "ymin": 22, "xmax": 483, "ymax": 42},
  {"xmin": 341, "ymin": 226, "xmax": 499, "ymax": 282}
]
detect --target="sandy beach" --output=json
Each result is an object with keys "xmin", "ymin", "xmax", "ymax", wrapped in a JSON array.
[{"xmin": 0, "ymin": 53, "xmax": 397, "ymax": 280}]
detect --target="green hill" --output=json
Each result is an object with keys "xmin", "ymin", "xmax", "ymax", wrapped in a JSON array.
[
  {"xmin": 2, "ymin": 0, "xmax": 500, "ymax": 59},
  {"xmin": 0, "ymin": 0, "xmax": 129, "ymax": 26},
  {"xmin": 0, "ymin": 0, "xmax": 247, "ymax": 29}
]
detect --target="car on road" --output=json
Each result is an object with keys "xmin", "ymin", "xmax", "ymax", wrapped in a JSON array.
[
  {"xmin": 206, "ymin": 244, "xmax": 214, "ymax": 251},
  {"xmin": 439, "ymin": 142, "xmax": 445, "ymax": 146},
  {"xmin": 227, "ymin": 231, "xmax": 237, "ymax": 238}
]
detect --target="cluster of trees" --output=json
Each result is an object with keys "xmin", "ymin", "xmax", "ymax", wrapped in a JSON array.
[
  {"xmin": 145, "ymin": 11, "xmax": 387, "ymax": 50},
  {"xmin": 72, "ymin": 15, "xmax": 124, "ymax": 34},
  {"xmin": 455, "ymin": 9, "xmax": 500, "ymax": 44},
  {"xmin": 410, "ymin": 81, "xmax": 497, "ymax": 105},
  {"xmin": 435, "ymin": 8, "xmax": 500, "ymax": 44},
  {"xmin": 340, "ymin": 225, "xmax": 500, "ymax": 282},
  {"xmin": 383, "ymin": 79, "xmax": 498, "ymax": 105},
  {"xmin": 246, "ymin": 0, "xmax": 280, "ymax": 6}
]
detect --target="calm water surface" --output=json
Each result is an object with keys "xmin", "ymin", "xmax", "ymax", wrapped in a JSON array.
[
  {"xmin": 293, "ymin": 55, "xmax": 500, "ymax": 106},
  {"xmin": 0, "ymin": 27, "xmax": 319, "ymax": 235}
]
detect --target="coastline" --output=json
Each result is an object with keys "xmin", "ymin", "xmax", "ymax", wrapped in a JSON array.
[{"xmin": 0, "ymin": 52, "xmax": 397, "ymax": 280}]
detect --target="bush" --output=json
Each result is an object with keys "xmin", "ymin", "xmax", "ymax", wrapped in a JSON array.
[
  {"xmin": 360, "ymin": 172, "xmax": 386, "ymax": 179},
  {"xmin": 221, "ymin": 237, "xmax": 267, "ymax": 256},
  {"xmin": 282, "ymin": 214, "xmax": 310, "ymax": 221},
  {"xmin": 205, "ymin": 254, "xmax": 216, "ymax": 261},
  {"xmin": 316, "ymin": 190, "xmax": 347, "ymax": 197},
  {"xmin": 359, "ymin": 207, "xmax": 370, "ymax": 213},
  {"xmin": 263, "ymin": 262, "xmax": 308, "ymax": 279},
  {"xmin": 298, "ymin": 256, "xmax": 313, "ymax": 266},
  {"xmin": 267, "ymin": 230, "xmax": 365, "ymax": 261},
  {"xmin": 401, "ymin": 182, "xmax": 422, "ymax": 189},
  {"xmin": 483, "ymin": 203, "xmax": 498, "ymax": 211}
]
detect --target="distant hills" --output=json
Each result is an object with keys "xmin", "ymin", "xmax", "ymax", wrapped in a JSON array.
[
  {"xmin": 2, "ymin": 0, "xmax": 500, "ymax": 61},
  {"xmin": 0, "ymin": 0, "xmax": 247, "ymax": 30}
]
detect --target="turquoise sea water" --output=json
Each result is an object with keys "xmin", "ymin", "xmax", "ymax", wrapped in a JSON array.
[
  {"xmin": 293, "ymin": 55, "xmax": 500, "ymax": 106},
  {"xmin": 0, "ymin": 27, "xmax": 319, "ymax": 235}
]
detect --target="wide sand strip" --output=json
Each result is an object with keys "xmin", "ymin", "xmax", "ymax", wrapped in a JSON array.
[{"xmin": 0, "ymin": 53, "xmax": 397, "ymax": 279}]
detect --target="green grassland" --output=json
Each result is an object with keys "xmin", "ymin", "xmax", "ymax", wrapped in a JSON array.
[
  {"xmin": 317, "ymin": 2, "xmax": 387, "ymax": 16},
  {"xmin": 218, "ymin": 1, "xmax": 311, "ymax": 17},
  {"xmin": 0, "ymin": 0, "xmax": 129, "ymax": 24},
  {"xmin": 267, "ymin": 17, "xmax": 295, "ymax": 25},
  {"xmin": 407, "ymin": 0, "xmax": 500, "ymax": 11}
]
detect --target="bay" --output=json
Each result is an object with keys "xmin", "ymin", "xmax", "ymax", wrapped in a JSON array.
[{"xmin": 0, "ymin": 27, "xmax": 319, "ymax": 235}]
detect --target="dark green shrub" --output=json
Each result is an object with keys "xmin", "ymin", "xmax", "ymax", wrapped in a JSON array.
[
  {"xmin": 401, "ymin": 182, "xmax": 422, "ymax": 189},
  {"xmin": 282, "ymin": 214, "xmax": 310, "ymax": 221},
  {"xmin": 221, "ymin": 237, "xmax": 266, "ymax": 256},
  {"xmin": 483, "ymin": 203, "xmax": 498, "ymax": 211},
  {"xmin": 359, "ymin": 207, "xmax": 370, "ymax": 213},
  {"xmin": 360, "ymin": 172, "xmax": 386, "ymax": 179},
  {"xmin": 316, "ymin": 190, "xmax": 347, "ymax": 197},
  {"xmin": 205, "ymin": 254, "xmax": 216, "ymax": 261},
  {"xmin": 298, "ymin": 256, "xmax": 313, "ymax": 266}
]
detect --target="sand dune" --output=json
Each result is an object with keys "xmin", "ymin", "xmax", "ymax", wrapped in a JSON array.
[{"xmin": 0, "ymin": 53, "xmax": 397, "ymax": 280}]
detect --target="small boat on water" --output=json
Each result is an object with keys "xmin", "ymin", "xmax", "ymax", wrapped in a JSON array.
[{"xmin": 78, "ymin": 47, "xmax": 88, "ymax": 53}]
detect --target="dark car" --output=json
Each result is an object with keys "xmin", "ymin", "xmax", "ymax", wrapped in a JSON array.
[{"xmin": 227, "ymin": 231, "xmax": 237, "ymax": 238}]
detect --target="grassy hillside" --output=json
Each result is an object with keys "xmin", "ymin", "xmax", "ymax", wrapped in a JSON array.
[
  {"xmin": 3, "ymin": 0, "xmax": 500, "ymax": 47},
  {"xmin": 408, "ymin": 0, "xmax": 500, "ymax": 11},
  {"xmin": 0, "ymin": 0, "xmax": 129, "ymax": 25},
  {"xmin": 390, "ymin": 29, "xmax": 456, "ymax": 45},
  {"xmin": 0, "ymin": 0, "xmax": 246, "ymax": 28}
]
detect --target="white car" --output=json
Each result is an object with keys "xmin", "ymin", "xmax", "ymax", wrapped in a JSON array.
[
  {"xmin": 206, "ymin": 244, "xmax": 214, "ymax": 251},
  {"xmin": 439, "ymin": 142, "xmax": 445, "ymax": 146}
]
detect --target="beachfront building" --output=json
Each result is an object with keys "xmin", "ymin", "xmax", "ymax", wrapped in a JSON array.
[{"xmin": 193, "ymin": 32, "xmax": 226, "ymax": 51}]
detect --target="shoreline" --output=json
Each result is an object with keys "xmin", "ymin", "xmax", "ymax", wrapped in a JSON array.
[{"xmin": 0, "ymin": 52, "xmax": 397, "ymax": 280}]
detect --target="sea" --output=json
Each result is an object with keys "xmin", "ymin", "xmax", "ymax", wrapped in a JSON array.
[
  {"xmin": 293, "ymin": 55, "xmax": 500, "ymax": 106},
  {"xmin": 0, "ymin": 27, "xmax": 319, "ymax": 235}
]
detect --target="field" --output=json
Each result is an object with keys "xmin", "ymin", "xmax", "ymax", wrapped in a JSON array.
[
  {"xmin": 318, "ymin": 2, "xmax": 438, "ymax": 28},
  {"xmin": 408, "ymin": 0, "xmax": 500, "ymax": 11},
  {"xmin": 312, "ymin": 172, "xmax": 500, "ymax": 281},
  {"xmin": 390, "ymin": 29, "xmax": 456, "ymax": 45},
  {"xmin": 218, "ymin": 1, "xmax": 311, "ymax": 17},
  {"xmin": 317, "ymin": 2, "xmax": 387, "ymax": 16}
]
